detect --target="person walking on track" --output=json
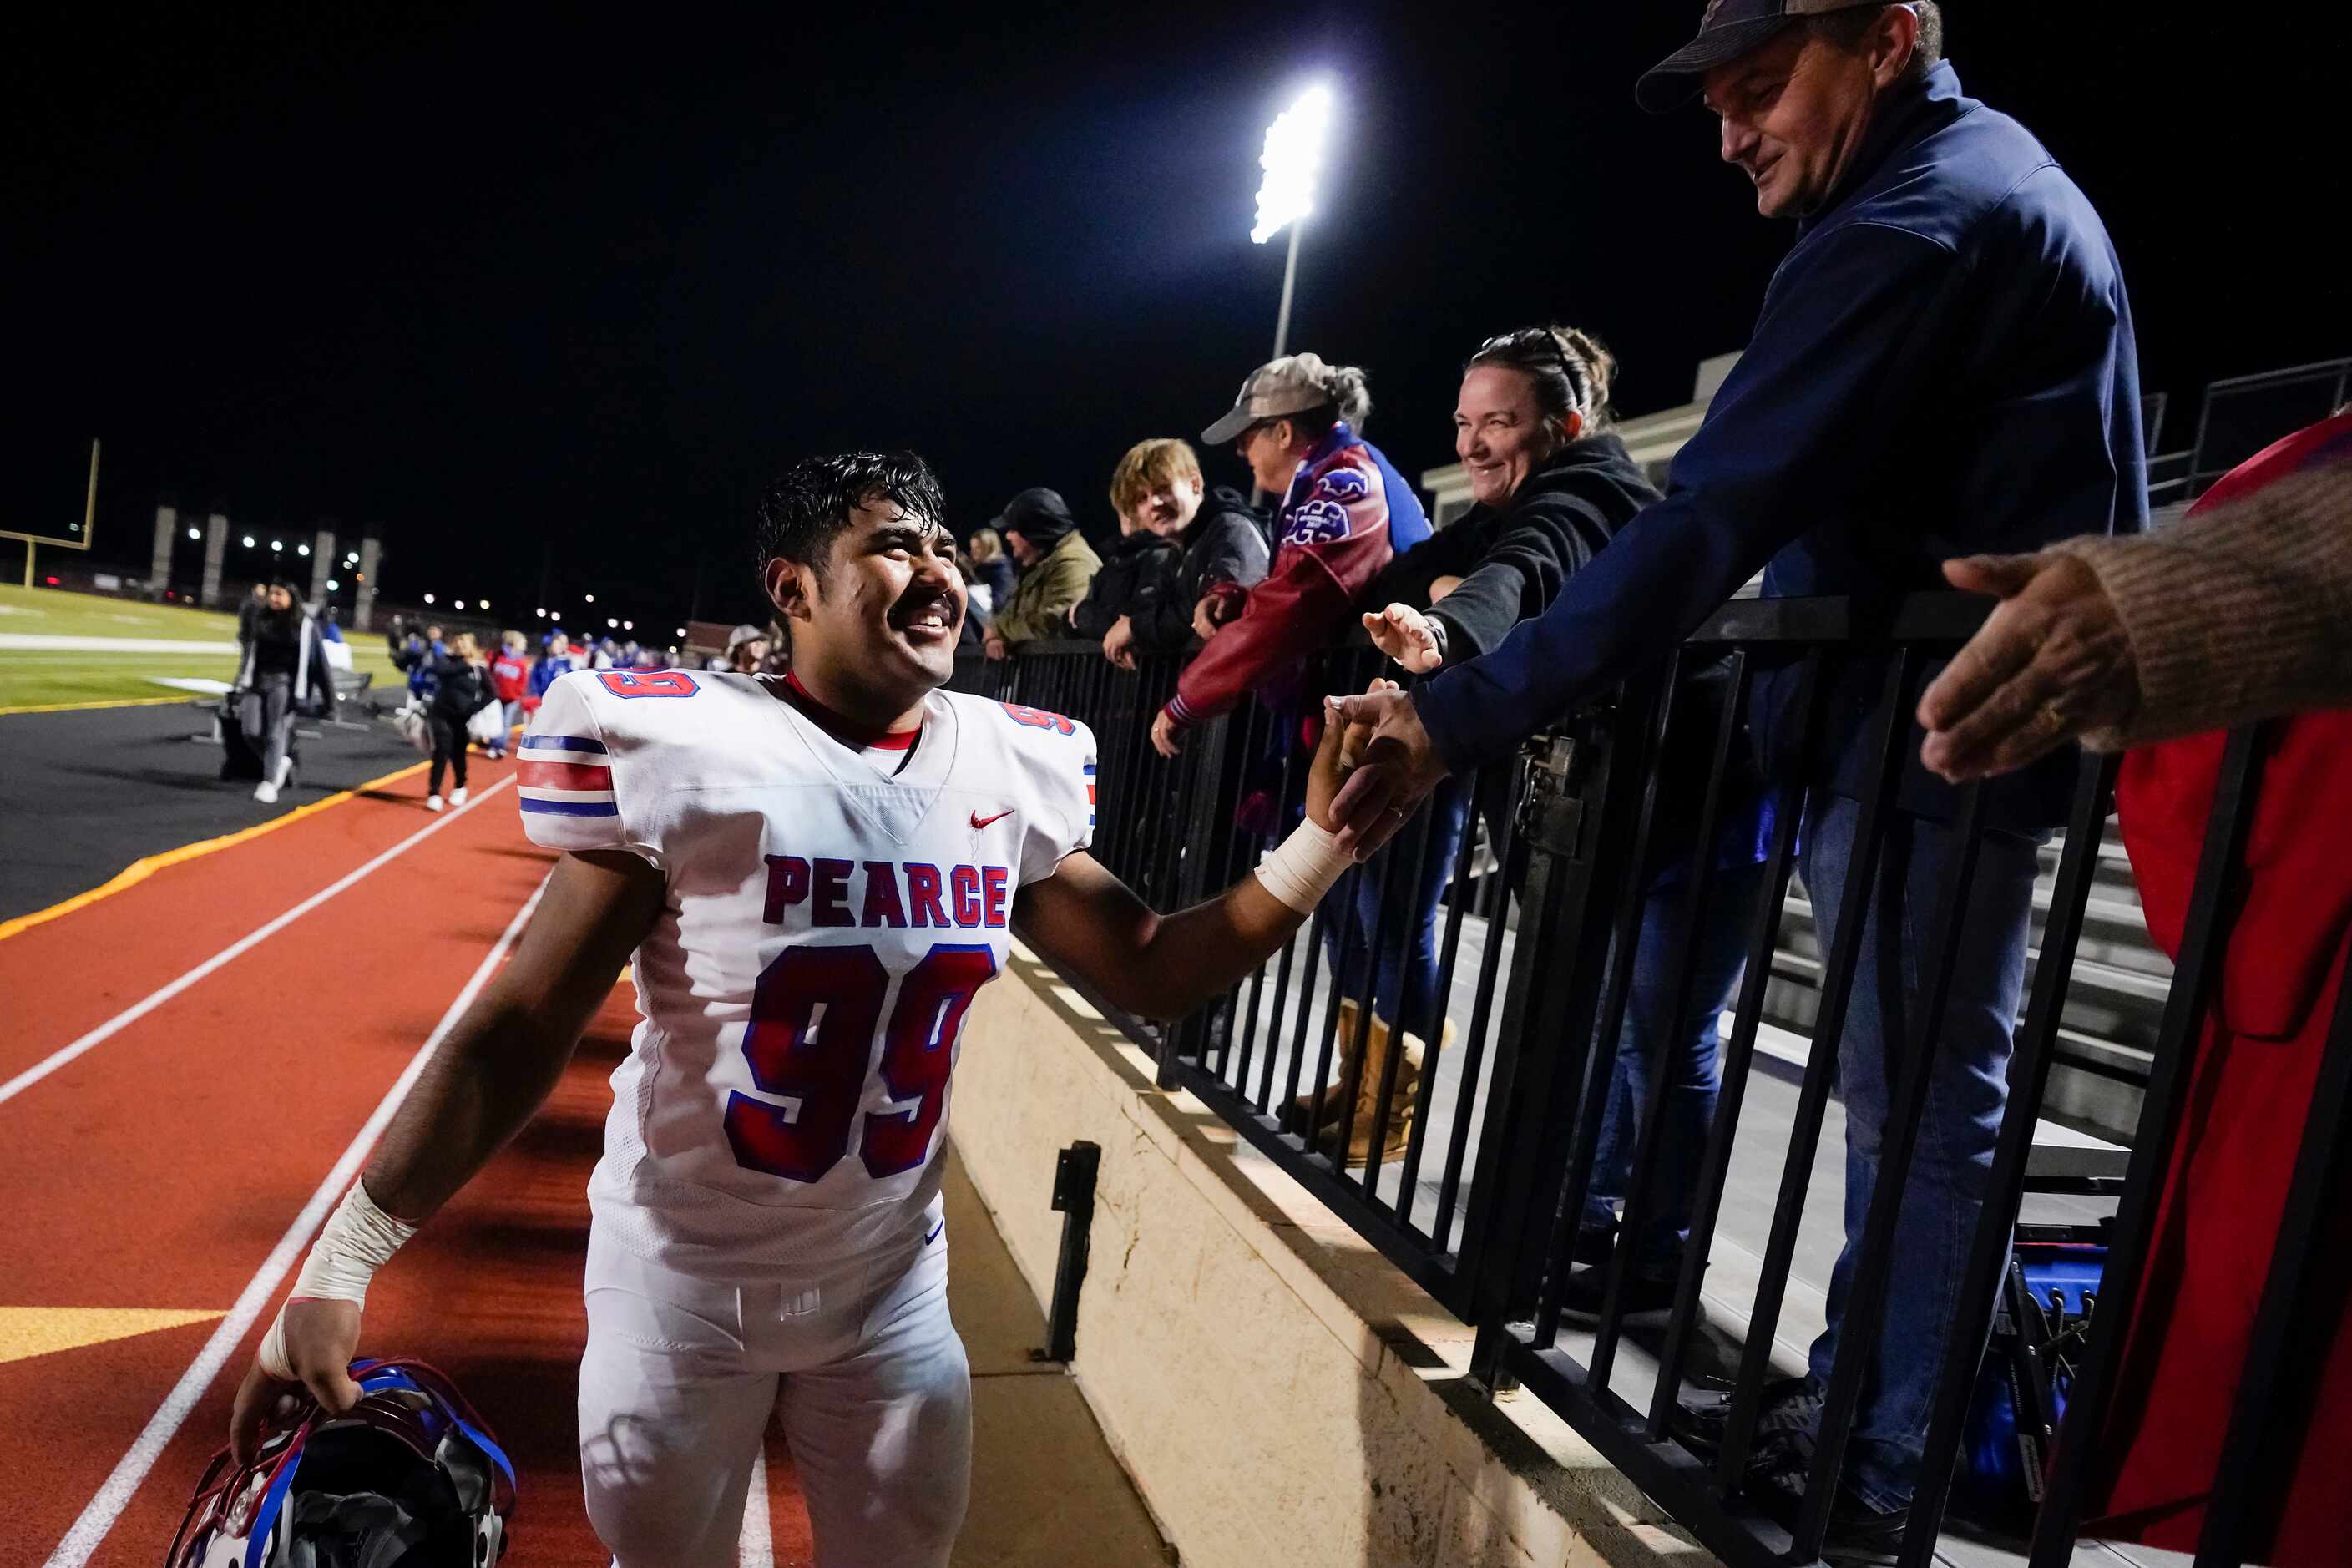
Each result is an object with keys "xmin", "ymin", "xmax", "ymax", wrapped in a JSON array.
[
  {"xmin": 415, "ymin": 631, "xmax": 497, "ymax": 812},
  {"xmin": 233, "ymin": 577, "xmax": 336, "ymax": 805}
]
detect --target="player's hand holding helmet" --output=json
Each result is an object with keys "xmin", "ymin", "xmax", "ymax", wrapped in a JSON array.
[{"xmin": 232, "ymin": 1297, "xmax": 362, "ymax": 1464}]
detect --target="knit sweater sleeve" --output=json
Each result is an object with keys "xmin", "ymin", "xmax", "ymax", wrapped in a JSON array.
[{"xmin": 2051, "ymin": 460, "xmax": 2352, "ymax": 750}]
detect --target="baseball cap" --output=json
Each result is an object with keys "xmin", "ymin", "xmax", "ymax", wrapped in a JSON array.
[
  {"xmin": 1201, "ymin": 356, "xmax": 1337, "ymax": 446},
  {"xmin": 1635, "ymin": 0, "xmax": 1887, "ymax": 114},
  {"xmin": 726, "ymin": 623, "xmax": 766, "ymax": 654},
  {"xmin": 989, "ymin": 487, "xmax": 1078, "ymax": 548}
]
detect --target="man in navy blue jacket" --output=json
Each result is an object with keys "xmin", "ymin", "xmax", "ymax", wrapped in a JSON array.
[{"xmin": 1331, "ymin": 3, "xmax": 2143, "ymax": 1554}]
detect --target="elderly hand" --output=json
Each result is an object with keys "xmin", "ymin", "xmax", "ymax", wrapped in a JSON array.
[
  {"xmin": 1102, "ymin": 615, "xmax": 1139, "ymax": 670},
  {"xmin": 1323, "ymin": 686, "xmax": 1448, "ymax": 860},
  {"xmin": 1150, "ymin": 708, "xmax": 1183, "ymax": 758},
  {"xmin": 1918, "ymin": 551, "xmax": 2139, "ymax": 782},
  {"xmin": 1363, "ymin": 604, "xmax": 1444, "ymax": 674},
  {"xmin": 984, "ymin": 633, "xmax": 1009, "ymax": 662}
]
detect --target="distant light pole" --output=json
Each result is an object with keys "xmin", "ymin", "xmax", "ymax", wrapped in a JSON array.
[{"xmin": 1252, "ymin": 83, "xmax": 1335, "ymax": 364}]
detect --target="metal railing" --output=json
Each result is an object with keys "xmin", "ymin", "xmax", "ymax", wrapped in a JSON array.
[{"xmin": 970, "ymin": 611, "xmax": 2343, "ymax": 1566}]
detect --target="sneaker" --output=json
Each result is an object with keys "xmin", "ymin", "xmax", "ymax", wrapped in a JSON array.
[
  {"xmin": 253, "ymin": 781, "xmax": 279, "ymax": 804},
  {"xmin": 426, "ymin": 794, "xmax": 444, "ymax": 813},
  {"xmin": 1558, "ymin": 1265, "xmax": 1679, "ymax": 1326},
  {"xmin": 1748, "ymin": 1459, "xmax": 1909, "ymax": 1568},
  {"xmin": 272, "ymin": 755, "xmax": 293, "ymax": 789},
  {"xmin": 451, "ymin": 786, "xmax": 468, "ymax": 806},
  {"xmin": 1673, "ymin": 1374, "xmax": 1819, "ymax": 1456}
]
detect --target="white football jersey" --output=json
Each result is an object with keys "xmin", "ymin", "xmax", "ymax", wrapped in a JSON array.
[{"xmin": 518, "ymin": 667, "xmax": 1096, "ymax": 1282}]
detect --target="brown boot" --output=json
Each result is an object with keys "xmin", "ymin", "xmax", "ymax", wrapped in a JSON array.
[
  {"xmin": 1281, "ymin": 997, "xmax": 1361, "ymax": 1135},
  {"xmin": 1318, "ymin": 1021, "xmax": 1427, "ymax": 1167}
]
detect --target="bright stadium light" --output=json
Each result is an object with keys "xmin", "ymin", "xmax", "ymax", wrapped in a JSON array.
[
  {"xmin": 1248, "ymin": 82, "xmax": 1335, "ymax": 372},
  {"xmin": 535, "ymin": 606, "xmax": 547, "ymax": 617},
  {"xmin": 271, "ymin": 539, "xmax": 282, "ymax": 552},
  {"xmin": 623, "ymin": 619, "xmax": 634, "ymax": 631},
  {"xmin": 326, "ymin": 578, "xmax": 340, "ymax": 590},
  {"xmin": 297, "ymin": 544, "xmax": 311, "ymax": 557},
  {"xmin": 606, "ymin": 616, "xmax": 619, "ymax": 629},
  {"xmin": 1251, "ymin": 83, "xmax": 1333, "ymax": 245},
  {"xmin": 675, "ymin": 626, "xmax": 687, "ymax": 638},
  {"xmin": 584, "ymin": 593, "xmax": 596, "ymax": 604},
  {"xmin": 453, "ymin": 599, "xmax": 468, "ymax": 609},
  {"xmin": 479, "ymin": 599, "xmax": 490, "ymax": 609},
  {"xmin": 422, "ymin": 593, "xmax": 436, "ymax": 604},
  {"xmin": 186, "ymin": 527, "xmax": 201, "ymax": 540},
  {"xmin": 241, "ymin": 534, "xmax": 256, "ymax": 548}
]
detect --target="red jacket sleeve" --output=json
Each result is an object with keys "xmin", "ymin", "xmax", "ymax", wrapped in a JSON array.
[{"xmin": 1163, "ymin": 448, "xmax": 1397, "ymax": 727}]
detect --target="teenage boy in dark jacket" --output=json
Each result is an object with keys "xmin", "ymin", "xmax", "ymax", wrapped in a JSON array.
[
  {"xmin": 1130, "ymin": 484, "xmax": 1268, "ymax": 655},
  {"xmin": 1095, "ymin": 438, "xmax": 1272, "ymax": 662}
]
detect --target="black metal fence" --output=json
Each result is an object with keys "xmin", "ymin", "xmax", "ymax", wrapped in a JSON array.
[{"xmin": 969, "ymin": 611, "xmax": 2344, "ymax": 1567}]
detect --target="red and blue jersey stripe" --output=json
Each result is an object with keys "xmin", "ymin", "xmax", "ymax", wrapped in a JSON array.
[{"xmin": 518, "ymin": 733, "xmax": 618, "ymax": 817}]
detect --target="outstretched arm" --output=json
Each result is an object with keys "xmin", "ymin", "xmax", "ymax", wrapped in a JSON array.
[
  {"xmin": 1016, "ymin": 685, "xmax": 1381, "ymax": 1019},
  {"xmin": 229, "ymin": 847, "xmax": 663, "ymax": 1461}
]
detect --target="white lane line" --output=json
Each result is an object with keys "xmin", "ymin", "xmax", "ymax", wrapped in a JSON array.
[
  {"xmin": 0, "ymin": 776, "xmax": 514, "ymax": 1110},
  {"xmin": 41, "ymin": 873, "xmax": 550, "ymax": 1568},
  {"xmin": 740, "ymin": 1440, "xmax": 776, "ymax": 1568}
]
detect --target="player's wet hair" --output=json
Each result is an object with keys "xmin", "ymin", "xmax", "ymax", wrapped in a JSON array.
[{"xmin": 755, "ymin": 452, "xmax": 947, "ymax": 583}]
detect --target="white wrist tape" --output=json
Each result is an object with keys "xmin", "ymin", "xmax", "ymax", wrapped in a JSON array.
[
  {"xmin": 1254, "ymin": 819, "xmax": 1354, "ymax": 914},
  {"xmin": 259, "ymin": 1181, "xmax": 415, "ymax": 1379}
]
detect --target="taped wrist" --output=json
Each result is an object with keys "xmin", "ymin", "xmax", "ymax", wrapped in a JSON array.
[
  {"xmin": 1254, "ymin": 819, "xmax": 1353, "ymax": 914},
  {"xmin": 258, "ymin": 1181, "xmax": 415, "ymax": 1380}
]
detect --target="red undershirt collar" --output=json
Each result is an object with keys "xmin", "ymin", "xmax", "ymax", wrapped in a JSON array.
[{"xmin": 779, "ymin": 671, "xmax": 922, "ymax": 752}]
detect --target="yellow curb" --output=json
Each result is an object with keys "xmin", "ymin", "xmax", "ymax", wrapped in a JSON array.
[
  {"xmin": 0, "ymin": 695, "xmax": 206, "ymax": 717},
  {"xmin": 0, "ymin": 756, "xmax": 434, "ymax": 943}
]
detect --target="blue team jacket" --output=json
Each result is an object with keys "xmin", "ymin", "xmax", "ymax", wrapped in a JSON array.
[{"xmin": 1418, "ymin": 63, "xmax": 2147, "ymax": 830}]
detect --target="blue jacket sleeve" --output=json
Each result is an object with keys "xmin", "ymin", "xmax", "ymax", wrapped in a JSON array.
[{"xmin": 1416, "ymin": 221, "xmax": 1962, "ymax": 771}]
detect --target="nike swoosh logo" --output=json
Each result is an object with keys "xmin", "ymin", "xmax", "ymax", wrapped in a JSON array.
[{"xmin": 971, "ymin": 809, "xmax": 1015, "ymax": 830}]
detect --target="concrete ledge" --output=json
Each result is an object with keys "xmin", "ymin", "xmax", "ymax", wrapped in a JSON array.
[{"xmin": 950, "ymin": 943, "xmax": 1717, "ymax": 1568}]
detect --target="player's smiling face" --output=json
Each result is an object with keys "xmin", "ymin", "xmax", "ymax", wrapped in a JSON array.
[{"xmin": 798, "ymin": 498, "xmax": 966, "ymax": 703}]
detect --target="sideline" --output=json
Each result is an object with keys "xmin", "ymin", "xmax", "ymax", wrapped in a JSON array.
[
  {"xmin": 0, "ymin": 695, "xmax": 201, "ymax": 717},
  {"xmin": 38, "ymin": 873, "xmax": 551, "ymax": 1568},
  {"xmin": 0, "ymin": 757, "xmax": 433, "ymax": 944},
  {"xmin": 0, "ymin": 777, "xmax": 513, "ymax": 1108},
  {"xmin": 741, "ymin": 1446, "xmax": 776, "ymax": 1567}
]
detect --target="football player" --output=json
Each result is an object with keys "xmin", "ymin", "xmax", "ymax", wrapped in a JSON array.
[{"xmin": 230, "ymin": 452, "xmax": 1377, "ymax": 1567}]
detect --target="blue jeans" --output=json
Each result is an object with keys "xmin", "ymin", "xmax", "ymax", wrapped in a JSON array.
[
  {"xmin": 1321, "ymin": 777, "xmax": 1471, "ymax": 1037},
  {"xmin": 1798, "ymin": 793, "xmax": 2040, "ymax": 1513},
  {"xmin": 1583, "ymin": 857, "xmax": 1772, "ymax": 1279}
]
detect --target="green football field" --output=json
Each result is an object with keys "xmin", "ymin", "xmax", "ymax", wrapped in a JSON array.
[{"xmin": 0, "ymin": 583, "xmax": 402, "ymax": 710}]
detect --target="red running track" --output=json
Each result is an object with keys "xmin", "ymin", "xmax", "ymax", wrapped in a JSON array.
[{"xmin": 0, "ymin": 759, "xmax": 815, "ymax": 1565}]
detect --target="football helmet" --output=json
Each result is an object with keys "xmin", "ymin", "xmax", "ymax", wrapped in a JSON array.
[{"xmin": 171, "ymin": 1358, "xmax": 513, "ymax": 1567}]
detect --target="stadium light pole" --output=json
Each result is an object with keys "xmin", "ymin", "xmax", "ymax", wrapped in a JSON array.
[{"xmin": 1252, "ymin": 83, "xmax": 1334, "ymax": 364}]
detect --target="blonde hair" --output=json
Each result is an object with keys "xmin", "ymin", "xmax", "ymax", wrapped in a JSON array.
[
  {"xmin": 1109, "ymin": 438, "xmax": 1204, "ymax": 518},
  {"xmin": 451, "ymin": 631, "xmax": 481, "ymax": 660},
  {"xmin": 967, "ymin": 528, "xmax": 1006, "ymax": 564},
  {"xmin": 503, "ymin": 630, "xmax": 528, "ymax": 653}
]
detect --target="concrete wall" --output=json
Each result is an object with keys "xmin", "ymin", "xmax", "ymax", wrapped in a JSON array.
[{"xmin": 951, "ymin": 943, "xmax": 1716, "ymax": 1568}]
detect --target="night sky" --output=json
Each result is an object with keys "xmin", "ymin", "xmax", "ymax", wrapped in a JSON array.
[{"xmin": 8, "ymin": 5, "xmax": 2343, "ymax": 631}]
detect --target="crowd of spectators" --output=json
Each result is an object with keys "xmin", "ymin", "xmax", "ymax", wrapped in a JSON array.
[{"xmin": 904, "ymin": 2, "xmax": 2349, "ymax": 1558}]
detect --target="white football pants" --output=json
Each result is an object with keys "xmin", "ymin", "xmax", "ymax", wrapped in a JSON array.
[{"xmin": 577, "ymin": 1216, "xmax": 970, "ymax": 1568}]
